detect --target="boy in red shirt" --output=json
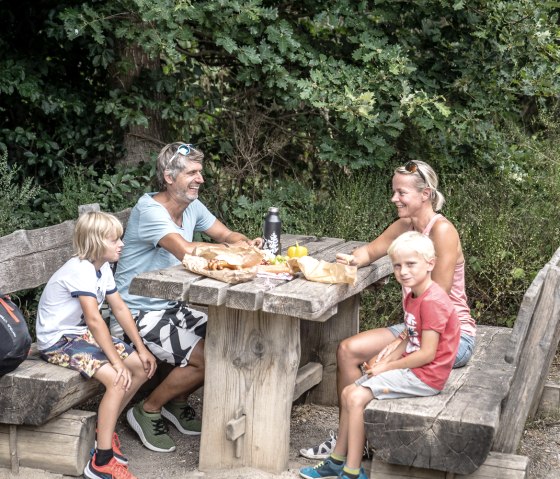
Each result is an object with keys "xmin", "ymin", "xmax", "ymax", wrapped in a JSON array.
[{"xmin": 300, "ymin": 231, "xmax": 460, "ymax": 479}]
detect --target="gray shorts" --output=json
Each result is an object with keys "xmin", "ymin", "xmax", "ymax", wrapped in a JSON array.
[
  {"xmin": 135, "ymin": 303, "xmax": 207, "ymax": 367},
  {"xmin": 356, "ymin": 368, "xmax": 439, "ymax": 400}
]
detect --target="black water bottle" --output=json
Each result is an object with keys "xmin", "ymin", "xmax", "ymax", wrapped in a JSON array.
[{"xmin": 263, "ymin": 207, "xmax": 282, "ymax": 256}]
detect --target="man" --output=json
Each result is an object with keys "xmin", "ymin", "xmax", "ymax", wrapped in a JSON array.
[{"xmin": 111, "ymin": 142, "xmax": 262, "ymax": 453}]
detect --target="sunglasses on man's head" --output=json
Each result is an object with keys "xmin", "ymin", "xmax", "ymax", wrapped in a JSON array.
[
  {"xmin": 165, "ymin": 144, "xmax": 193, "ymax": 170},
  {"xmin": 404, "ymin": 161, "xmax": 427, "ymax": 184}
]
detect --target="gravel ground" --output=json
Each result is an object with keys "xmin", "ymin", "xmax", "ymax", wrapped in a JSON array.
[{"xmin": 3, "ymin": 365, "xmax": 560, "ymax": 479}]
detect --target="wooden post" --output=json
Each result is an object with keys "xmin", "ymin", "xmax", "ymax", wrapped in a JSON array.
[
  {"xmin": 299, "ymin": 294, "xmax": 361, "ymax": 406},
  {"xmin": 8, "ymin": 425, "xmax": 18, "ymax": 474},
  {"xmin": 199, "ymin": 305, "xmax": 300, "ymax": 473}
]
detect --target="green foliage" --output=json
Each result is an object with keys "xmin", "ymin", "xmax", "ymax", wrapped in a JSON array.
[
  {"xmin": 33, "ymin": 162, "xmax": 154, "ymax": 226},
  {"xmin": 1, "ymin": 0, "xmax": 560, "ymax": 333},
  {"xmin": 2, "ymin": 0, "xmax": 560, "ymax": 187},
  {"xmin": 0, "ymin": 150, "xmax": 39, "ymax": 236}
]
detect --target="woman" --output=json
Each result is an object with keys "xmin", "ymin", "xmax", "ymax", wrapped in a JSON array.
[{"xmin": 300, "ymin": 160, "xmax": 476, "ymax": 461}]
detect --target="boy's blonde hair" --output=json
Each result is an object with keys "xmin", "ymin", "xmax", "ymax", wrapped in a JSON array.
[
  {"xmin": 387, "ymin": 231, "xmax": 436, "ymax": 262},
  {"xmin": 73, "ymin": 211, "xmax": 123, "ymax": 262}
]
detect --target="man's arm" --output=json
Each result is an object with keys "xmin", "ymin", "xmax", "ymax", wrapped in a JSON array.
[
  {"xmin": 158, "ymin": 219, "xmax": 262, "ymax": 261},
  {"xmin": 204, "ymin": 219, "xmax": 262, "ymax": 247}
]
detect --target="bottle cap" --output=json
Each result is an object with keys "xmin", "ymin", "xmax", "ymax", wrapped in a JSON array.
[{"xmin": 268, "ymin": 207, "xmax": 279, "ymax": 213}]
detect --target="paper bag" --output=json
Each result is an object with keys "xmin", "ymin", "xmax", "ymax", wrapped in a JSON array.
[
  {"xmin": 182, "ymin": 244, "xmax": 264, "ymax": 284},
  {"xmin": 191, "ymin": 244, "xmax": 264, "ymax": 268},
  {"xmin": 297, "ymin": 256, "xmax": 357, "ymax": 286}
]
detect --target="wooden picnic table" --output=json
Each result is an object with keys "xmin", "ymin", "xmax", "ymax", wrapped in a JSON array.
[{"xmin": 129, "ymin": 234, "xmax": 392, "ymax": 473}]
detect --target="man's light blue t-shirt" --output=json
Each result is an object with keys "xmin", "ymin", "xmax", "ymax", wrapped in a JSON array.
[{"xmin": 114, "ymin": 193, "xmax": 216, "ymax": 320}]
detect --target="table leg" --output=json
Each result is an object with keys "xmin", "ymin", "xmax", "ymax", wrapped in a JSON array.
[
  {"xmin": 199, "ymin": 305, "xmax": 301, "ymax": 473},
  {"xmin": 299, "ymin": 294, "xmax": 360, "ymax": 406}
]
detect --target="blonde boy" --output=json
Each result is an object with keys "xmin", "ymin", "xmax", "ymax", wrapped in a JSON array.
[
  {"xmin": 299, "ymin": 231, "xmax": 460, "ymax": 479},
  {"xmin": 36, "ymin": 212, "xmax": 157, "ymax": 479}
]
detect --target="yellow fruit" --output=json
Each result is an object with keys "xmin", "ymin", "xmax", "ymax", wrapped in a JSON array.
[{"xmin": 287, "ymin": 243, "xmax": 308, "ymax": 258}]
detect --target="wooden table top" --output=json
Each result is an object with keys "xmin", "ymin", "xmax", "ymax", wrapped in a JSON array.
[{"xmin": 129, "ymin": 234, "xmax": 393, "ymax": 321}]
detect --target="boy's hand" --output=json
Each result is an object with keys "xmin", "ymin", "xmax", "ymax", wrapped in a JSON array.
[
  {"xmin": 376, "ymin": 336, "xmax": 405, "ymax": 363},
  {"xmin": 112, "ymin": 360, "xmax": 132, "ymax": 390},
  {"xmin": 138, "ymin": 349, "xmax": 158, "ymax": 379},
  {"xmin": 364, "ymin": 361, "xmax": 392, "ymax": 377}
]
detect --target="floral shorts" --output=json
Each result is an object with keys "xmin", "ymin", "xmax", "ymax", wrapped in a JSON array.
[{"xmin": 40, "ymin": 330, "xmax": 135, "ymax": 379}]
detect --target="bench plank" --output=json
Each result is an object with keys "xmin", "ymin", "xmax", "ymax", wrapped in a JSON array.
[
  {"xmin": 0, "ymin": 208, "xmax": 130, "ymax": 294},
  {"xmin": 493, "ymin": 265, "xmax": 560, "ymax": 453},
  {"xmin": 364, "ymin": 326, "xmax": 515, "ymax": 475},
  {"xmin": 0, "ymin": 356, "xmax": 102, "ymax": 426},
  {"xmin": 370, "ymin": 451, "xmax": 528, "ymax": 478}
]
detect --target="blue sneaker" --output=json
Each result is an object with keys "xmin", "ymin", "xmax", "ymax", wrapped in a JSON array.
[
  {"xmin": 339, "ymin": 467, "xmax": 368, "ymax": 479},
  {"xmin": 299, "ymin": 458, "xmax": 344, "ymax": 479}
]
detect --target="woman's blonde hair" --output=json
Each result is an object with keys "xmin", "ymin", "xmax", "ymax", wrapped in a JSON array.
[
  {"xmin": 394, "ymin": 160, "xmax": 445, "ymax": 211},
  {"xmin": 73, "ymin": 211, "xmax": 123, "ymax": 262},
  {"xmin": 387, "ymin": 231, "xmax": 436, "ymax": 262}
]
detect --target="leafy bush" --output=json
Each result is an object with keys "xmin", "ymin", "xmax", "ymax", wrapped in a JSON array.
[
  {"xmin": 32, "ymin": 162, "xmax": 154, "ymax": 226},
  {"xmin": 0, "ymin": 150, "xmax": 39, "ymax": 236}
]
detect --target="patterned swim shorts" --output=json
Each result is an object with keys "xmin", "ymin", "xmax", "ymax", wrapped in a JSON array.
[
  {"xmin": 40, "ymin": 330, "xmax": 135, "ymax": 379},
  {"xmin": 135, "ymin": 303, "xmax": 207, "ymax": 367}
]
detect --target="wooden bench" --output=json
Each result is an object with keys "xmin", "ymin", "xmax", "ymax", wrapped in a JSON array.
[
  {"xmin": 0, "ymin": 205, "xmax": 130, "ymax": 476},
  {"xmin": 363, "ymin": 245, "xmax": 560, "ymax": 478}
]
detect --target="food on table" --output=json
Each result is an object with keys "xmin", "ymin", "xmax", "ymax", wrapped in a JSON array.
[
  {"xmin": 207, "ymin": 259, "xmax": 242, "ymax": 271},
  {"xmin": 287, "ymin": 242, "xmax": 308, "ymax": 258}
]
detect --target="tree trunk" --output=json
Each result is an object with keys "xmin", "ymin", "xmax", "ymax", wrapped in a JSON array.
[{"xmin": 112, "ymin": 42, "xmax": 167, "ymax": 166}]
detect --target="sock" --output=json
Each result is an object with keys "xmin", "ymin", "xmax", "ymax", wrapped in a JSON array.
[
  {"xmin": 329, "ymin": 453, "xmax": 345, "ymax": 465},
  {"xmin": 95, "ymin": 448, "xmax": 114, "ymax": 466},
  {"xmin": 342, "ymin": 466, "xmax": 361, "ymax": 478}
]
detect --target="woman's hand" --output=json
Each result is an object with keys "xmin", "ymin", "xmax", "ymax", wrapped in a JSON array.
[{"xmin": 336, "ymin": 253, "xmax": 356, "ymax": 266}]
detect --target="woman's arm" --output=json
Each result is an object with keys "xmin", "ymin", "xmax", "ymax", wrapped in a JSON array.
[{"xmin": 337, "ymin": 219, "xmax": 410, "ymax": 267}]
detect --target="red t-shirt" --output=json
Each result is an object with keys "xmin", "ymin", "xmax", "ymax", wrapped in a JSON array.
[{"xmin": 403, "ymin": 282, "xmax": 460, "ymax": 390}]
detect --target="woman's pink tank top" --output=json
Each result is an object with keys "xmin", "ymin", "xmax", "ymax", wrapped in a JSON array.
[{"xmin": 403, "ymin": 214, "xmax": 476, "ymax": 336}]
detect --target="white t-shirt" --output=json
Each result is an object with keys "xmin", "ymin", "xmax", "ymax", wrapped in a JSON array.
[{"xmin": 36, "ymin": 257, "xmax": 117, "ymax": 350}]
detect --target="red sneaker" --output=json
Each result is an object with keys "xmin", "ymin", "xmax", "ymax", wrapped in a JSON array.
[
  {"xmin": 95, "ymin": 431, "xmax": 128, "ymax": 466},
  {"xmin": 111, "ymin": 431, "xmax": 128, "ymax": 466},
  {"xmin": 84, "ymin": 455, "xmax": 137, "ymax": 479}
]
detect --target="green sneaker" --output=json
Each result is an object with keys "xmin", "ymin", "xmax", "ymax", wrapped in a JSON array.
[
  {"xmin": 161, "ymin": 401, "xmax": 202, "ymax": 435},
  {"xmin": 126, "ymin": 400, "xmax": 176, "ymax": 453}
]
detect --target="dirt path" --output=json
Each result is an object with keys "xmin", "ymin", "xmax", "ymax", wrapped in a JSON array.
[{"xmin": 3, "ymin": 399, "xmax": 559, "ymax": 479}]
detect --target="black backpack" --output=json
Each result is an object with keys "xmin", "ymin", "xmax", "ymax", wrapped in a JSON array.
[{"xmin": 0, "ymin": 291, "xmax": 32, "ymax": 375}]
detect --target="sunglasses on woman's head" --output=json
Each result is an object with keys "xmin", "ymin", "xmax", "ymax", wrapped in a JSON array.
[{"xmin": 404, "ymin": 161, "xmax": 427, "ymax": 184}]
